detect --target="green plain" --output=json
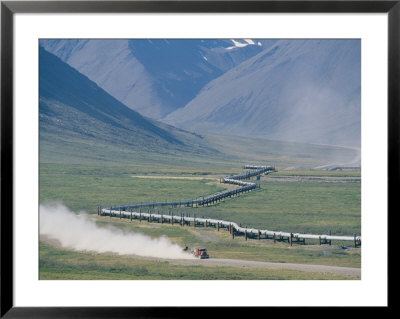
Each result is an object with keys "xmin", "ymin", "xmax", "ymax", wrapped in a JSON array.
[
  {"xmin": 40, "ymin": 243, "xmax": 352, "ymax": 280},
  {"xmin": 40, "ymin": 133, "xmax": 361, "ymax": 280}
]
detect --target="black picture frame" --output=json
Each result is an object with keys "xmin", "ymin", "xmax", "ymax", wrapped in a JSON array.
[{"xmin": 1, "ymin": 0, "xmax": 396, "ymax": 317}]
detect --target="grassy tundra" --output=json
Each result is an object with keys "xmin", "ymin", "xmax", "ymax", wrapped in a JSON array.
[
  {"xmin": 40, "ymin": 163, "xmax": 360, "ymax": 236},
  {"xmin": 39, "ymin": 243, "xmax": 353, "ymax": 280},
  {"xmin": 40, "ymin": 157, "xmax": 361, "ymax": 279}
]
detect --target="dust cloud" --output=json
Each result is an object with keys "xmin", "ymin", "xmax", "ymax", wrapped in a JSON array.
[{"xmin": 40, "ymin": 203, "xmax": 194, "ymax": 259}]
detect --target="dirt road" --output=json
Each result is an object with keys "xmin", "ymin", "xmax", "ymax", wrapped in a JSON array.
[
  {"xmin": 165, "ymin": 257, "xmax": 361, "ymax": 279},
  {"xmin": 40, "ymin": 235, "xmax": 360, "ymax": 279},
  {"xmin": 265, "ymin": 176, "xmax": 360, "ymax": 182}
]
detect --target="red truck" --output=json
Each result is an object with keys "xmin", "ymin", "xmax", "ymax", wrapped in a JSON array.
[{"xmin": 192, "ymin": 248, "xmax": 210, "ymax": 259}]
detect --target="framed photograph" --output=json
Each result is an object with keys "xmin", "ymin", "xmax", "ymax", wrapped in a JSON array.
[{"xmin": 1, "ymin": 0, "xmax": 396, "ymax": 316}]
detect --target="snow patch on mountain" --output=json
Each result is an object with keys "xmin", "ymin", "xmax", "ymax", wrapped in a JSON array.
[{"xmin": 226, "ymin": 39, "xmax": 262, "ymax": 50}]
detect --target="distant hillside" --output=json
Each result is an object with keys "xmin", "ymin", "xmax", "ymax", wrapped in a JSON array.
[
  {"xmin": 39, "ymin": 47, "xmax": 218, "ymax": 164},
  {"xmin": 165, "ymin": 40, "xmax": 361, "ymax": 147},
  {"xmin": 40, "ymin": 39, "xmax": 269, "ymax": 119}
]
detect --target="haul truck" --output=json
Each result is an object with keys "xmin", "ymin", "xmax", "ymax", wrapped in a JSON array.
[
  {"xmin": 192, "ymin": 247, "xmax": 210, "ymax": 259},
  {"xmin": 182, "ymin": 245, "xmax": 210, "ymax": 259}
]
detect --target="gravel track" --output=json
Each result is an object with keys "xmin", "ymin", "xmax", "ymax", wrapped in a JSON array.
[
  {"xmin": 166, "ymin": 257, "xmax": 361, "ymax": 278},
  {"xmin": 41, "ymin": 234, "xmax": 360, "ymax": 278},
  {"xmin": 265, "ymin": 176, "xmax": 360, "ymax": 182}
]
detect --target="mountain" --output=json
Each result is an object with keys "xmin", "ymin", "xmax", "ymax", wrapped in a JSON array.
[
  {"xmin": 39, "ymin": 47, "xmax": 218, "ymax": 164},
  {"xmin": 40, "ymin": 39, "xmax": 269, "ymax": 119},
  {"xmin": 165, "ymin": 39, "xmax": 361, "ymax": 147}
]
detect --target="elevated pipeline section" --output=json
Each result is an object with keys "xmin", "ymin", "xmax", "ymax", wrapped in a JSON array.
[
  {"xmin": 101, "ymin": 165, "xmax": 361, "ymax": 246},
  {"xmin": 106, "ymin": 165, "xmax": 274, "ymax": 211},
  {"xmin": 99, "ymin": 208, "xmax": 361, "ymax": 246}
]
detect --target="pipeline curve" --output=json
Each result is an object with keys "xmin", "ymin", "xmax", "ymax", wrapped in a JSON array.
[
  {"xmin": 105, "ymin": 165, "xmax": 273, "ymax": 210},
  {"xmin": 101, "ymin": 165, "xmax": 361, "ymax": 244}
]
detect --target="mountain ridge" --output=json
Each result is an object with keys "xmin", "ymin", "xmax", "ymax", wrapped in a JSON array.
[
  {"xmin": 39, "ymin": 46, "xmax": 220, "ymax": 164},
  {"xmin": 165, "ymin": 39, "xmax": 361, "ymax": 147},
  {"xmin": 40, "ymin": 39, "xmax": 268, "ymax": 119}
]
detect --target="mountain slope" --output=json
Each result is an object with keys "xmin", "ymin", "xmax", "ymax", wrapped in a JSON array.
[
  {"xmin": 165, "ymin": 39, "xmax": 361, "ymax": 147},
  {"xmin": 40, "ymin": 39, "xmax": 268, "ymax": 119},
  {"xmin": 39, "ymin": 47, "xmax": 218, "ymax": 164}
]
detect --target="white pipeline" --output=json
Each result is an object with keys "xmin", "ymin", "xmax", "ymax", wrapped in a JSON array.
[
  {"xmin": 102, "ymin": 165, "xmax": 361, "ymax": 244},
  {"xmin": 101, "ymin": 209, "xmax": 361, "ymax": 242}
]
